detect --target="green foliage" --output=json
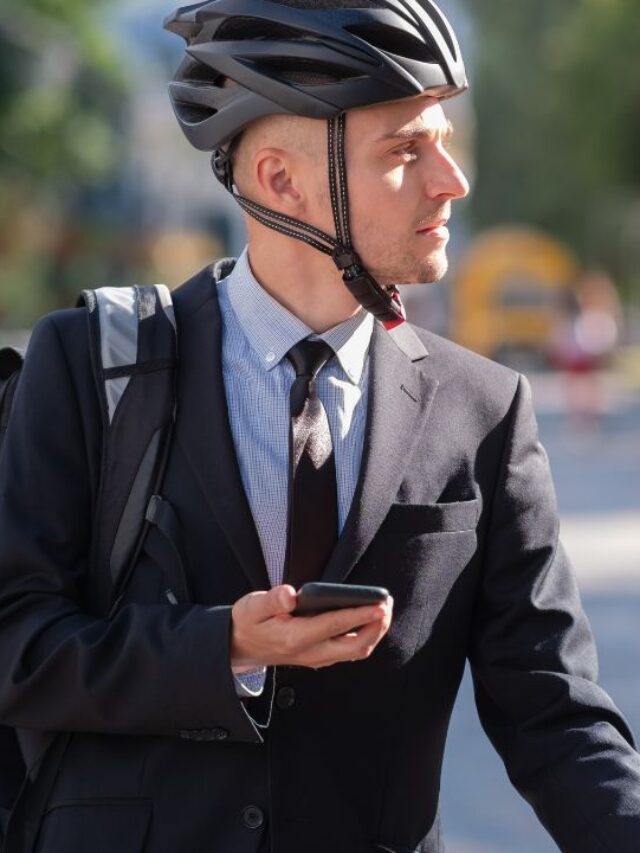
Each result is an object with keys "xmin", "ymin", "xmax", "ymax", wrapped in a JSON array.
[
  {"xmin": 466, "ymin": 0, "xmax": 640, "ymax": 299},
  {"xmin": 0, "ymin": 0, "xmax": 128, "ymax": 325},
  {"xmin": 0, "ymin": 0, "xmax": 125, "ymax": 189}
]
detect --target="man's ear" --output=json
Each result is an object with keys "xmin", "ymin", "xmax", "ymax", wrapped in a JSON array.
[{"xmin": 254, "ymin": 148, "xmax": 303, "ymax": 209}]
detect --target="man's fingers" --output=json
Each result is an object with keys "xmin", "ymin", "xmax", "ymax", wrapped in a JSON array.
[
  {"xmin": 237, "ymin": 585, "xmax": 297, "ymax": 624},
  {"xmin": 311, "ymin": 619, "xmax": 389, "ymax": 667},
  {"xmin": 298, "ymin": 602, "xmax": 387, "ymax": 646},
  {"xmin": 318, "ymin": 596, "xmax": 393, "ymax": 638},
  {"xmin": 231, "ymin": 589, "xmax": 393, "ymax": 670}
]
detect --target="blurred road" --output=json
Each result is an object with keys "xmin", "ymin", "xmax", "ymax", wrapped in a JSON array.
[{"xmin": 440, "ymin": 372, "xmax": 640, "ymax": 852}]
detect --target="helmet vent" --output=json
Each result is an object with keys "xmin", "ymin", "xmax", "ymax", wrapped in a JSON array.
[
  {"xmin": 345, "ymin": 22, "xmax": 434, "ymax": 62},
  {"xmin": 271, "ymin": 0, "xmax": 383, "ymax": 8},
  {"xmin": 181, "ymin": 58, "xmax": 221, "ymax": 85},
  {"xmin": 216, "ymin": 17, "xmax": 303, "ymax": 42},
  {"xmin": 421, "ymin": 0, "xmax": 457, "ymax": 58},
  {"xmin": 255, "ymin": 56, "xmax": 363, "ymax": 84},
  {"xmin": 176, "ymin": 103, "xmax": 217, "ymax": 123}
]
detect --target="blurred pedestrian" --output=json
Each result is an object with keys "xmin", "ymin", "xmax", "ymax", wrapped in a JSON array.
[{"xmin": 551, "ymin": 269, "xmax": 621, "ymax": 435}]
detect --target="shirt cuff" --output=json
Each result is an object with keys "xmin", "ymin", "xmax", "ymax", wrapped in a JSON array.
[{"xmin": 233, "ymin": 667, "xmax": 267, "ymax": 698}]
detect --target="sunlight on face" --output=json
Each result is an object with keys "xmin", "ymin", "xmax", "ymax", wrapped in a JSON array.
[
  {"xmin": 236, "ymin": 92, "xmax": 469, "ymax": 288},
  {"xmin": 345, "ymin": 95, "xmax": 469, "ymax": 285}
]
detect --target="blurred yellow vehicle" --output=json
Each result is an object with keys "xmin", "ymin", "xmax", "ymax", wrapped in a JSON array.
[{"xmin": 452, "ymin": 227, "xmax": 579, "ymax": 365}]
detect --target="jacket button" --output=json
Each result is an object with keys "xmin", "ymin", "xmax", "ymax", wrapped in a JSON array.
[
  {"xmin": 242, "ymin": 805, "xmax": 264, "ymax": 829},
  {"xmin": 276, "ymin": 686, "xmax": 296, "ymax": 710}
]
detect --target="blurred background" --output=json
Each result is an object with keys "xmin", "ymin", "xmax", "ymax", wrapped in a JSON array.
[{"xmin": 1, "ymin": 1, "xmax": 639, "ymax": 849}]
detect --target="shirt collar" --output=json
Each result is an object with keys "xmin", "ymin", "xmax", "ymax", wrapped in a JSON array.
[{"xmin": 226, "ymin": 248, "xmax": 374, "ymax": 385}]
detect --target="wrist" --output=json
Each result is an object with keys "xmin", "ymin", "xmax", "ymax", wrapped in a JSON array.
[{"xmin": 230, "ymin": 630, "xmax": 264, "ymax": 670}]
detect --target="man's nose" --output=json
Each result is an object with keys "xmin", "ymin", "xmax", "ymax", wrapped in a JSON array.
[{"xmin": 424, "ymin": 147, "xmax": 470, "ymax": 202}]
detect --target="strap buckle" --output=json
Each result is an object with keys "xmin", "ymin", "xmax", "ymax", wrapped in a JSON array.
[{"xmin": 332, "ymin": 245, "xmax": 362, "ymax": 275}]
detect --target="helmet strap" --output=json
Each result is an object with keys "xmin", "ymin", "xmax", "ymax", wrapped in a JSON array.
[
  {"xmin": 327, "ymin": 114, "xmax": 406, "ymax": 327},
  {"xmin": 211, "ymin": 114, "xmax": 406, "ymax": 328}
]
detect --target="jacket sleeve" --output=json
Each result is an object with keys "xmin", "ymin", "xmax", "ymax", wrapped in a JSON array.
[
  {"xmin": 470, "ymin": 373, "xmax": 640, "ymax": 852},
  {"xmin": 0, "ymin": 314, "xmax": 262, "ymax": 743}
]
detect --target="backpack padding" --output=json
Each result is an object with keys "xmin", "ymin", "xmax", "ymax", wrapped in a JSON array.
[
  {"xmin": 78, "ymin": 284, "xmax": 178, "ymax": 615},
  {"xmin": 82, "ymin": 286, "xmax": 175, "ymax": 423}
]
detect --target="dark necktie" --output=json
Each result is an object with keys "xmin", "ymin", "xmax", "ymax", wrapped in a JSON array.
[{"xmin": 284, "ymin": 339, "xmax": 338, "ymax": 588}]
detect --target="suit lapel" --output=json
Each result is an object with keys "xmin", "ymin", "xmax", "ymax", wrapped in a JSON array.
[
  {"xmin": 323, "ymin": 321, "xmax": 439, "ymax": 584},
  {"xmin": 172, "ymin": 266, "xmax": 438, "ymax": 591},
  {"xmin": 174, "ymin": 269, "xmax": 270, "ymax": 591}
]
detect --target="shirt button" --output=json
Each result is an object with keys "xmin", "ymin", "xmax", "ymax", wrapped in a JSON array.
[
  {"xmin": 242, "ymin": 805, "xmax": 264, "ymax": 829},
  {"xmin": 265, "ymin": 351, "xmax": 276, "ymax": 363},
  {"xmin": 276, "ymin": 686, "xmax": 296, "ymax": 710}
]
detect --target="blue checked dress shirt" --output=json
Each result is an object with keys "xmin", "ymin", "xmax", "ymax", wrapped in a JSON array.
[{"xmin": 217, "ymin": 248, "xmax": 374, "ymax": 696}]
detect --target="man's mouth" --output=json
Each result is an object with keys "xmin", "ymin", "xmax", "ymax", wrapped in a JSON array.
[{"xmin": 416, "ymin": 217, "xmax": 449, "ymax": 234}]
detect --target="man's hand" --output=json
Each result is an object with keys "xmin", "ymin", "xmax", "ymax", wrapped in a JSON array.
[{"xmin": 230, "ymin": 585, "xmax": 393, "ymax": 670}]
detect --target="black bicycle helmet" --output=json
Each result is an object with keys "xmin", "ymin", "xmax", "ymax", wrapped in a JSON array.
[{"xmin": 164, "ymin": 0, "xmax": 468, "ymax": 327}]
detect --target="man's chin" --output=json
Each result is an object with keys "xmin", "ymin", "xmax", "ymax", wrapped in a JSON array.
[
  {"xmin": 417, "ymin": 253, "xmax": 449, "ymax": 284},
  {"xmin": 364, "ymin": 247, "xmax": 449, "ymax": 286},
  {"xmin": 379, "ymin": 256, "xmax": 449, "ymax": 287}
]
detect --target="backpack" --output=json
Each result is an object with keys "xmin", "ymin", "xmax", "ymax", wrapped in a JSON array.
[{"xmin": 0, "ymin": 282, "xmax": 178, "ymax": 847}]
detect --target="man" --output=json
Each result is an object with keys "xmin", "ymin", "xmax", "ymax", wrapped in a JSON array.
[{"xmin": 0, "ymin": 1, "xmax": 639, "ymax": 851}]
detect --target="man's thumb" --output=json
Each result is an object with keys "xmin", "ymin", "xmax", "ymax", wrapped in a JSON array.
[{"xmin": 272, "ymin": 584, "xmax": 297, "ymax": 615}]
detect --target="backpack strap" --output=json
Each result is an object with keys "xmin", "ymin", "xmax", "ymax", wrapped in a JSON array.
[{"xmin": 78, "ymin": 284, "xmax": 178, "ymax": 616}]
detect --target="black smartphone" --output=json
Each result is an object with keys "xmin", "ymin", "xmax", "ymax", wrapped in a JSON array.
[{"xmin": 294, "ymin": 582, "xmax": 389, "ymax": 615}]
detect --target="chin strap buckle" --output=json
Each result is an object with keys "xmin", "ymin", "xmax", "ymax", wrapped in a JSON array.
[
  {"xmin": 332, "ymin": 244, "xmax": 406, "ymax": 324},
  {"xmin": 332, "ymin": 245, "xmax": 363, "ymax": 276}
]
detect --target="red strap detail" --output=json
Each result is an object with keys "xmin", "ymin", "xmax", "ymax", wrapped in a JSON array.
[
  {"xmin": 382, "ymin": 317, "xmax": 406, "ymax": 331},
  {"xmin": 382, "ymin": 287, "xmax": 407, "ymax": 329}
]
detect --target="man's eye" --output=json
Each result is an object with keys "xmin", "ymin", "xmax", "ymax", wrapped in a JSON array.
[{"xmin": 395, "ymin": 147, "xmax": 418, "ymax": 162}]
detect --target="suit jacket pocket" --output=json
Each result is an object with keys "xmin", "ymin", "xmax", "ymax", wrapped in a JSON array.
[
  {"xmin": 35, "ymin": 798, "xmax": 151, "ymax": 853},
  {"xmin": 387, "ymin": 498, "xmax": 479, "ymax": 534},
  {"xmin": 367, "ymin": 498, "xmax": 480, "ymax": 662}
]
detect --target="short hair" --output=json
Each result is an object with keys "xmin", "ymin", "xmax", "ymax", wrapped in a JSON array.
[{"xmin": 220, "ymin": 0, "xmax": 390, "ymax": 185}]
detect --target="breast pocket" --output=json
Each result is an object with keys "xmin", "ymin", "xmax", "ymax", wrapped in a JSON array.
[
  {"xmin": 35, "ymin": 799, "xmax": 151, "ymax": 853},
  {"xmin": 387, "ymin": 497, "xmax": 480, "ymax": 535},
  {"xmin": 367, "ymin": 499, "xmax": 481, "ymax": 661},
  {"xmin": 378, "ymin": 497, "xmax": 480, "ymax": 604}
]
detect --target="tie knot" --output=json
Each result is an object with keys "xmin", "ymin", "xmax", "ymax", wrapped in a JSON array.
[{"xmin": 286, "ymin": 339, "xmax": 334, "ymax": 379}]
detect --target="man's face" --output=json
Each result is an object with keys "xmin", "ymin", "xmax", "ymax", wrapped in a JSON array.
[{"xmin": 339, "ymin": 95, "xmax": 469, "ymax": 286}]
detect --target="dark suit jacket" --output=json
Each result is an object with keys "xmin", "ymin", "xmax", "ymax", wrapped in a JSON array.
[{"xmin": 0, "ymin": 265, "xmax": 639, "ymax": 853}]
